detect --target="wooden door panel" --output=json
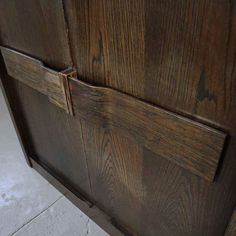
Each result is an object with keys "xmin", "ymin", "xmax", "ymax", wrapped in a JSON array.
[
  {"xmin": 0, "ymin": 47, "xmax": 76, "ymax": 115},
  {"xmin": 64, "ymin": 0, "xmax": 145, "ymax": 96},
  {"xmin": 63, "ymin": 1, "xmax": 236, "ymax": 235},
  {"xmin": 69, "ymin": 76, "xmax": 226, "ymax": 182},
  {"xmin": 0, "ymin": 0, "xmax": 236, "ymax": 236},
  {"xmin": 145, "ymin": 0, "xmax": 236, "ymax": 126},
  {"xmin": 0, "ymin": 0, "xmax": 71, "ymax": 69},
  {"xmin": 0, "ymin": 0, "xmax": 92, "ymax": 198},
  {"xmin": 12, "ymin": 81, "xmax": 91, "ymax": 196},
  {"xmin": 64, "ymin": 1, "xmax": 150, "ymax": 235}
]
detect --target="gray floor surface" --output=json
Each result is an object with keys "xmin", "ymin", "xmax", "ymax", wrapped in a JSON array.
[{"xmin": 0, "ymin": 89, "xmax": 108, "ymax": 236}]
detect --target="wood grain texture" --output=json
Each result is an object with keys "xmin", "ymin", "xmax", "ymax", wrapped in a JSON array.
[
  {"xmin": 68, "ymin": 77, "xmax": 226, "ymax": 181},
  {"xmin": 225, "ymin": 209, "xmax": 236, "ymax": 236},
  {"xmin": 64, "ymin": 0, "xmax": 145, "ymax": 95},
  {"xmin": 0, "ymin": 0, "xmax": 72, "ymax": 69},
  {"xmin": 0, "ymin": 47, "xmax": 74, "ymax": 115},
  {"xmin": 1, "ymin": 44, "xmax": 226, "ymax": 181},
  {"xmin": 79, "ymin": 121, "xmax": 144, "ymax": 235},
  {"xmin": 64, "ymin": 1, "xmax": 236, "ymax": 235},
  {"xmin": 0, "ymin": 0, "xmax": 92, "ymax": 199},
  {"xmin": 13, "ymin": 80, "xmax": 92, "ymax": 198},
  {"xmin": 144, "ymin": 0, "xmax": 236, "ymax": 127},
  {"xmin": 1, "ymin": 0, "xmax": 236, "ymax": 236},
  {"xmin": 64, "ymin": 1, "xmax": 146, "ymax": 235}
]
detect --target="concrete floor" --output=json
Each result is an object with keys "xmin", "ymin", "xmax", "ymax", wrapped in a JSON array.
[{"xmin": 0, "ymin": 89, "xmax": 108, "ymax": 236}]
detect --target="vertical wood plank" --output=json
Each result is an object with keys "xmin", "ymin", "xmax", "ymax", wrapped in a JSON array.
[
  {"xmin": 80, "ymin": 120, "xmax": 144, "ymax": 234},
  {"xmin": 144, "ymin": 0, "xmax": 236, "ymax": 126},
  {"xmin": 64, "ymin": 0, "xmax": 236, "ymax": 235},
  {"xmin": 1, "ymin": 0, "xmax": 236, "ymax": 235},
  {"xmin": 64, "ymin": 1, "xmax": 146, "ymax": 234}
]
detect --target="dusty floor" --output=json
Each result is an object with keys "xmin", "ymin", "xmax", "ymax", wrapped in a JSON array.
[{"xmin": 0, "ymin": 89, "xmax": 108, "ymax": 236}]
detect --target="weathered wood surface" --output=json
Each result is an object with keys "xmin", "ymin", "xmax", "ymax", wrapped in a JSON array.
[
  {"xmin": 65, "ymin": 1, "xmax": 236, "ymax": 235},
  {"xmin": 0, "ymin": 47, "xmax": 74, "ymax": 115},
  {"xmin": 1, "ymin": 46, "xmax": 227, "ymax": 181},
  {"xmin": 0, "ymin": 0, "xmax": 93, "ymax": 204},
  {"xmin": 1, "ymin": 0, "xmax": 236, "ymax": 235},
  {"xmin": 69, "ymin": 77, "xmax": 226, "ymax": 181}
]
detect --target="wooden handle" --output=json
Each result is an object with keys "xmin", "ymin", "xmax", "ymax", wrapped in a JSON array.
[
  {"xmin": 0, "ymin": 46, "xmax": 227, "ymax": 181},
  {"xmin": 0, "ymin": 46, "xmax": 75, "ymax": 115}
]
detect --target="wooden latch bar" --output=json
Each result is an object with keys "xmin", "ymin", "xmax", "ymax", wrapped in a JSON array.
[{"xmin": 0, "ymin": 46, "xmax": 76, "ymax": 115}]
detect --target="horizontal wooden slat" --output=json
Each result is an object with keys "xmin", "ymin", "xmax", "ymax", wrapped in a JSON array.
[
  {"xmin": 0, "ymin": 46, "xmax": 226, "ymax": 181},
  {"xmin": 0, "ymin": 46, "xmax": 74, "ymax": 115},
  {"xmin": 69, "ymin": 78, "xmax": 226, "ymax": 182}
]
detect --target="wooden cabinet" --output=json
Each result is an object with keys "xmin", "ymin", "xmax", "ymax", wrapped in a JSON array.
[{"xmin": 0, "ymin": 1, "xmax": 236, "ymax": 235}]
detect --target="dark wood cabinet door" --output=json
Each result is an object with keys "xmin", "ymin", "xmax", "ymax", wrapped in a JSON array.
[
  {"xmin": 0, "ymin": 0, "xmax": 92, "ymax": 199},
  {"xmin": 1, "ymin": 1, "xmax": 236, "ymax": 236}
]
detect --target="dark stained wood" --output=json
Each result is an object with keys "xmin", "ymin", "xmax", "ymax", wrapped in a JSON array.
[
  {"xmin": 79, "ymin": 122, "xmax": 144, "ymax": 235},
  {"xmin": 1, "ymin": 44, "xmax": 226, "ymax": 180},
  {"xmin": 0, "ymin": 0, "xmax": 72, "ymax": 70},
  {"xmin": 1, "ymin": 0, "xmax": 236, "ymax": 236},
  {"xmin": 65, "ymin": 2, "xmax": 147, "ymax": 235},
  {"xmin": 1, "ymin": 47, "xmax": 75, "ymax": 115},
  {"xmin": 225, "ymin": 209, "xmax": 236, "ymax": 236},
  {"xmin": 144, "ymin": 0, "xmax": 236, "ymax": 127},
  {"xmin": 68, "ymin": 77, "xmax": 225, "ymax": 181},
  {"xmin": 142, "ymin": 2, "xmax": 236, "ymax": 234},
  {"xmin": 14, "ymin": 81, "xmax": 92, "ymax": 198},
  {"xmin": 0, "ymin": 0, "xmax": 92, "ymax": 199},
  {"xmin": 64, "ymin": 1, "xmax": 236, "ymax": 236},
  {"xmin": 64, "ymin": 0, "xmax": 145, "ymax": 95}
]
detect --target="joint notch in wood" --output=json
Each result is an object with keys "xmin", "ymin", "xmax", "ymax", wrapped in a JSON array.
[{"xmin": 58, "ymin": 68, "xmax": 77, "ymax": 116}]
